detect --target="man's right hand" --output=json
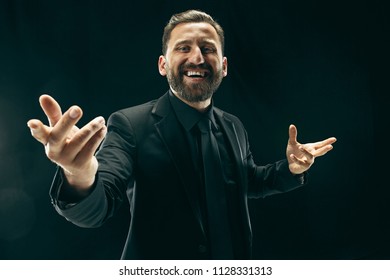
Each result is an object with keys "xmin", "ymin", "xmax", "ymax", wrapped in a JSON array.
[{"xmin": 27, "ymin": 95, "xmax": 107, "ymax": 194}]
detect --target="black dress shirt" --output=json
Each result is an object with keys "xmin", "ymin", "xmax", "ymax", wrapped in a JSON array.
[{"xmin": 169, "ymin": 91, "xmax": 246, "ymax": 259}]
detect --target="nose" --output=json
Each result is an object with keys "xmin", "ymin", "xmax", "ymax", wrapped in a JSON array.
[{"xmin": 188, "ymin": 47, "xmax": 205, "ymax": 65}]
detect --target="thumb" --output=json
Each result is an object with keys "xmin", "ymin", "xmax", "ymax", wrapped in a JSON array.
[{"xmin": 288, "ymin": 124, "xmax": 298, "ymax": 145}]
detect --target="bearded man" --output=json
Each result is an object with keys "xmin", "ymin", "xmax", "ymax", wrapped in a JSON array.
[{"xmin": 27, "ymin": 10, "xmax": 336, "ymax": 259}]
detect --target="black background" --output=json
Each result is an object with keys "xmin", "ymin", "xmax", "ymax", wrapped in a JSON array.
[{"xmin": 0, "ymin": 0, "xmax": 388, "ymax": 259}]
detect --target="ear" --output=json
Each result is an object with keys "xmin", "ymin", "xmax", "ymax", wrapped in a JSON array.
[
  {"xmin": 158, "ymin": 55, "xmax": 167, "ymax": 76},
  {"xmin": 222, "ymin": 56, "xmax": 228, "ymax": 77}
]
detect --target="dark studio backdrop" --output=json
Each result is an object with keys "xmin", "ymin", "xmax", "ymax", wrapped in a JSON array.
[{"xmin": 0, "ymin": 0, "xmax": 388, "ymax": 259}]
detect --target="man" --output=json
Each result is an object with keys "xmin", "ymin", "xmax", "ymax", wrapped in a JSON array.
[{"xmin": 27, "ymin": 10, "xmax": 336, "ymax": 259}]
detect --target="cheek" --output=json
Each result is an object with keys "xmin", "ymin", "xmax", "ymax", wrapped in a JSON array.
[
  {"xmin": 214, "ymin": 62, "xmax": 225, "ymax": 75},
  {"xmin": 169, "ymin": 61, "xmax": 184, "ymax": 76},
  {"xmin": 210, "ymin": 57, "xmax": 224, "ymax": 69}
]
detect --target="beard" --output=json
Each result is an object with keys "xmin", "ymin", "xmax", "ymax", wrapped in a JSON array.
[{"xmin": 165, "ymin": 62, "xmax": 223, "ymax": 103}]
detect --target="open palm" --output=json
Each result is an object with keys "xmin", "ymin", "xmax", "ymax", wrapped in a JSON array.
[{"xmin": 286, "ymin": 124, "xmax": 337, "ymax": 174}]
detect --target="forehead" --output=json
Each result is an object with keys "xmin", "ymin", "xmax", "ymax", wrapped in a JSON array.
[{"xmin": 169, "ymin": 22, "xmax": 221, "ymax": 46}]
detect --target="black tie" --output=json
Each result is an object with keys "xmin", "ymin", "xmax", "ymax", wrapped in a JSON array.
[{"xmin": 197, "ymin": 117, "xmax": 233, "ymax": 259}]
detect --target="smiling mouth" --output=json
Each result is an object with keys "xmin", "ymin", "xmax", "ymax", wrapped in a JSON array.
[{"xmin": 184, "ymin": 70, "xmax": 210, "ymax": 78}]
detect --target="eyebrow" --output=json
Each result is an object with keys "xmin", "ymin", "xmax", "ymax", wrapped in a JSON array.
[{"xmin": 173, "ymin": 38, "xmax": 217, "ymax": 47}]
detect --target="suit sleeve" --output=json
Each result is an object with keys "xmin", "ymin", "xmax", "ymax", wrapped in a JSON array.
[
  {"xmin": 236, "ymin": 122, "xmax": 307, "ymax": 199},
  {"xmin": 49, "ymin": 111, "xmax": 136, "ymax": 228},
  {"xmin": 247, "ymin": 156, "xmax": 307, "ymax": 199}
]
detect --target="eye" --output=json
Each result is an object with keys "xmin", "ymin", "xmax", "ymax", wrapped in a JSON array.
[
  {"xmin": 202, "ymin": 46, "xmax": 216, "ymax": 54},
  {"xmin": 176, "ymin": 45, "xmax": 190, "ymax": 52}
]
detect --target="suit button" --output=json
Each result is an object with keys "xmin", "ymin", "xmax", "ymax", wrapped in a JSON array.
[{"xmin": 198, "ymin": 244, "xmax": 207, "ymax": 253}]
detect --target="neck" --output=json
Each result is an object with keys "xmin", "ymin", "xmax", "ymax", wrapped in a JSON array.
[{"xmin": 171, "ymin": 88, "xmax": 211, "ymax": 112}]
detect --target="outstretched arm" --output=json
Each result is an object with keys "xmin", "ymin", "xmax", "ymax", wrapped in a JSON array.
[
  {"xmin": 27, "ymin": 95, "xmax": 107, "ymax": 197},
  {"xmin": 286, "ymin": 124, "xmax": 337, "ymax": 174}
]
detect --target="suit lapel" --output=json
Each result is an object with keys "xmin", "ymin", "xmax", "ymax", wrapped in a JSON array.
[
  {"xmin": 214, "ymin": 108, "xmax": 253, "ymax": 253},
  {"xmin": 214, "ymin": 109, "xmax": 247, "ymax": 189},
  {"xmin": 152, "ymin": 93, "xmax": 206, "ymax": 236}
]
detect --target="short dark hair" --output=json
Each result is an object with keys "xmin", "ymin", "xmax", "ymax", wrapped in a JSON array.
[{"xmin": 162, "ymin": 10, "xmax": 225, "ymax": 55}]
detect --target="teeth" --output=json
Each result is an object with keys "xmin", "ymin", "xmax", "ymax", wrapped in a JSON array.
[{"xmin": 186, "ymin": 71, "xmax": 205, "ymax": 77}]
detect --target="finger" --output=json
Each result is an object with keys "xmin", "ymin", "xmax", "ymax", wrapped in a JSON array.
[
  {"xmin": 313, "ymin": 144, "xmax": 334, "ymax": 157},
  {"xmin": 75, "ymin": 125, "xmax": 107, "ymax": 163},
  {"xmin": 39, "ymin": 94, "xmax": 63, "ymax": 127},
  {"xmin": 27, "ymin": 119, "xmax": 51, "ymax": 145},
  {"xmin": 288, "ymin": 124, "xmax": 298, "ymax": 145},
  {"xmin": 289, "ymin": 153, "xmax": 311, "ymax": 166},
  {"xmin": 299, "ymin": 145, "xmax": 315, "ymax": 160},
  {"xmin": 63, "ymin": 116, "xmax": 106, "ymax": 160},
  {"xmin": 312, "ymin": 137, "xmax": 337, "ymax": 149},
  {"xmin": 48, "ymin": 105, "xmax": 83, "ymax": 147}
]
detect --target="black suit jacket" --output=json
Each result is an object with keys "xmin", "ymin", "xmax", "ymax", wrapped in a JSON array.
[{"xmin": 50, "ymin": 91, "xmax": 305, "ymax": 259}]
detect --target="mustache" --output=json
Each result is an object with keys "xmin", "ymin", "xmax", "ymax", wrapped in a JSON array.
[{"xmin": 179, "ymin": 63, "xmax": 212, "ymax": 73}]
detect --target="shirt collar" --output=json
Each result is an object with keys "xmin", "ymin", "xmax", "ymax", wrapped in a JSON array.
[{"xmin": 168, "ymin": 90, "xmax": 218, "ymax": 132}]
